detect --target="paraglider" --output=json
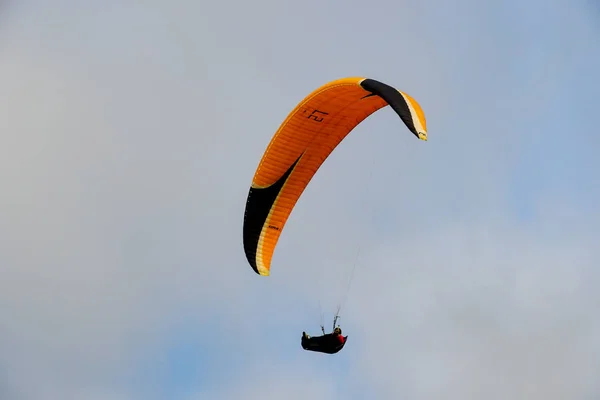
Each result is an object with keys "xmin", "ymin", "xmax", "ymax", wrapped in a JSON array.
[
  {"xmin": 241, "ymin": 76, "xmax": 428, "ymax": 354},
  {"xmin": 301, "ymin": 316, "xmax": 347, "ymax": 355},
  {"xmin": 242, "ymin": 77, "xmax": 427, "ymax": 277}
]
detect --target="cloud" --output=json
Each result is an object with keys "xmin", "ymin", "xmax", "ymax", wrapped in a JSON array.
[
  {"xmin": 354, "ymin": 218, "xmax": 600, "ymax": 399},
  {"xmin": 0, "ymin": 0, "xmax": 598, "ymax": 399}
]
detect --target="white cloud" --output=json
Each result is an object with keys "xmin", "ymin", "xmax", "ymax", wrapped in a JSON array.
[{"xmin": 352, "ymin": 217, "xmax": 600, "ymax": 399}]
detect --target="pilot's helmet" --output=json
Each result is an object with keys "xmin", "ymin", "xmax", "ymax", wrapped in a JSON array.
[{"xmin": 334, "ymin": 327, "xmax": 342, "ymax": 335}]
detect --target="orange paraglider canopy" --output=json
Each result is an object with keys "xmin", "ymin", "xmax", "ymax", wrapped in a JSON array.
[{"xmin": 242, "ymin": 77, "xmax": 427, "ymax": 276}]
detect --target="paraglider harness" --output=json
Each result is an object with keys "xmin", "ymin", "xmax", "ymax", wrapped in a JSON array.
[{"xmin": 302, "ymin": 314, "xmax": 347, "ymax": 355}]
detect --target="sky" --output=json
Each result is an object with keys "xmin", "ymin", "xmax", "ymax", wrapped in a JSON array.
[{"xmin": 1, "ymin": 0, "xmax": 599, "ymax": 399}]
